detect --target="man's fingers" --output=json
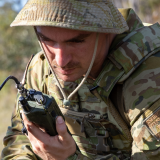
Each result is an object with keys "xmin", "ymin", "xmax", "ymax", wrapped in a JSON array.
[
  {"xmin": 56, "ymin": 116, "xmax": 69, "ymax": 141},
  {"xmin": 21, "ymin": 112, "xmax": 31, "ymax": 125},
  {"xmin": 22, "ymin": 113, "xmax": 76, "ymax": 158},
  {"xmin": 22, "ymin": 113, "xmax": 71, "ymax": 146},
  {"xmin": 22, "ymin": 112, "xmax": 50, "ymax": 142},
  {"xmin": 56, "ymin": 116, "xmax": 76, "ymax": 155}
]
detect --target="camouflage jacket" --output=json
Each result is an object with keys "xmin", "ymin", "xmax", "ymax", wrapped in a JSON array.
[{"xmin": 2, "ymin": 8, "xmax": 160, "ymax": 160}]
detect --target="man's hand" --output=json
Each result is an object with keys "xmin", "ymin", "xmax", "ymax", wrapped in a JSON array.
[{"xmin": 22, "ymin": 113, "xmax": 76, "ymax": 160}]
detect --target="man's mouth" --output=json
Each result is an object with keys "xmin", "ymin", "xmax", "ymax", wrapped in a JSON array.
[
  {"xmin": 52, "ymin": 61, "xmax": 81, "ymax": 75},
  {"xmin": 54, "ymin": 67, "xmax": 76, "ymax": 75}
]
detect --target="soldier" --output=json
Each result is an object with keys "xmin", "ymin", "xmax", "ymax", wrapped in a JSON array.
[{"xmin": 1, "ymin": 0, "xmax": 160, "ymax": 160}]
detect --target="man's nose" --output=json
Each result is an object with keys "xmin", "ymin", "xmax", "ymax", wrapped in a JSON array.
[{"xmin": 54, "ymin": 44, "xmax": 72, "ymax": 68}]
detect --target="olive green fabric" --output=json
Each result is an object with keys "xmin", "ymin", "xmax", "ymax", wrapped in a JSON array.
[
  {"xmin": 10, "ymin": 0, "xmax": 128, "ymax": 34},
  {"xmin": 2, "ymin": 8, "xmax": 160, "ymax": 160}
]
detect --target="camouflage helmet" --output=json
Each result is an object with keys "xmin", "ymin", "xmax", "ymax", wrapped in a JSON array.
[{"xmin": 10, "ymin": 0, "xmax": 129, "ymax": 34}]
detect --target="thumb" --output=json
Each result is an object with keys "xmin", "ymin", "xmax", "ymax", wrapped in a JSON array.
[{"xmin": 56, "ymin": 116, "xmax": 68, "ymax": 139}]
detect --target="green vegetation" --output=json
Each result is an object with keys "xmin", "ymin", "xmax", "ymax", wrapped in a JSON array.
[
  {"xmin": 140, "ymin": 0, "xmax": 160, "ymax": 21},
  {"xmin": 148, "ymin": 0, "xmax": 160, "ymax": 8},
  {"xmin": 0, "ymin": 2, "xmax": 40, "ymax": 72},
  {"xmin": 113, "ymin": 0, "xmax": 160, "ymax": 23}
]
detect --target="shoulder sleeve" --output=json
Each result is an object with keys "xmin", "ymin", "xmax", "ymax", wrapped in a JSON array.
[
  {"xmin": 123, "ymin": 51, "xmax": 160, "ymax": 159},
  {"xmin": 24, "ymin": 51, "xmax": 49, "ymax": 93},
  {"xmin": 1, "ymin": 52, "xmax": 47, "ymax": 160}
]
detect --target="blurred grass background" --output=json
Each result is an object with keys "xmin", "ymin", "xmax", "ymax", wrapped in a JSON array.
[
  {"xmin": 0, "ymin": 71, "xmax": 17, "ymax": 148},
  {"xmin": 0, "ymin": 0, "xmax": 160, "ymax": 158}
]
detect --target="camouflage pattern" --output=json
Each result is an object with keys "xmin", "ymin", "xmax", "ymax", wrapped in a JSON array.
[
  {"xmin": 2, "ymin": 8, "xmax": 160, "ymax": 160},
  {"xmin": 123, "ymin": 51, "xmax": 160, "ymax": 160},
  {"xmin": 110, "ymin": 23, "xmax": 160, "ymax": 77},
  {"xmin": 10, "ymin": 0, "xmax": 129, "ymax": 34}
]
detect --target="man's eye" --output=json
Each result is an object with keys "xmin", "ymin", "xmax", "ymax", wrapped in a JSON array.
[
  {"xmin": 70, "ymin": 39, "xmax": 85, "ymax": 43},
  {"xmin": 41, "ymin": 38, "xmax": 52, "ymax": 42},
  {"xmin": 39, "ymin": 35, "xmax": 52, "ymax": 42}
]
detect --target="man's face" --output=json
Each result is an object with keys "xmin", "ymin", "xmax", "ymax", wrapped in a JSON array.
[{"xmin": 36, "ymin": 27, "xmax": 111, "ymax": 82}]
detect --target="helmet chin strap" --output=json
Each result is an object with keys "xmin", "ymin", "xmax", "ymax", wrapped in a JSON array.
[{"xmin": 34, "ymin": 27, "xmax": 99, "ymax": 106}]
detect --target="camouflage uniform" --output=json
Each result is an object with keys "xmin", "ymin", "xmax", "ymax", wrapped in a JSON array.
[{"xmin": 2, "ymin": 7, "xmax": 160, "ymax": 160}]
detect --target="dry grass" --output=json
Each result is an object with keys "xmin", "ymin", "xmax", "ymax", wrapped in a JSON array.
[{"xmin": 0, "ymin": 71, "xmax": 19, "ymax": 157}]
